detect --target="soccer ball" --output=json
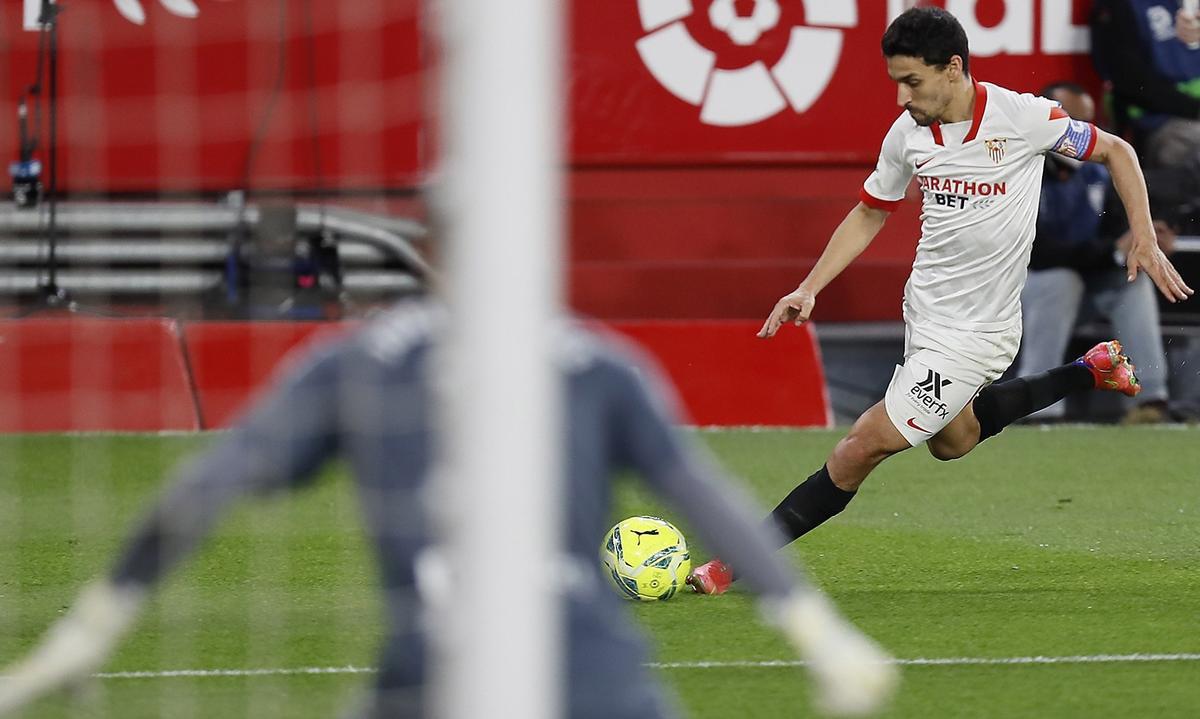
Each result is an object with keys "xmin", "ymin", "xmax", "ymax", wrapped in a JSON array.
[{"xmin": 600, "ymin": 516, "xmax": 691, "ymax": 601}]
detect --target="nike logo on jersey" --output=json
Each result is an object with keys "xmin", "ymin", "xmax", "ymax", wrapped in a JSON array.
[
  {"xmin": 905, "ymin": 417, "xmax": 932, "ymax": 433},
  {"xmin": 915, "ymin": 157, "xmax": 933, "ymax": 169}
]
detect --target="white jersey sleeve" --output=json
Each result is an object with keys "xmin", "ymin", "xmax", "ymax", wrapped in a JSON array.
[
  {"xmin": 860, "ymin": 115, "xmax": 913, "ymax": 211},
  {"xmin": 1012, "ymin": 92, "xmax": 1098, "ymax": 160}
]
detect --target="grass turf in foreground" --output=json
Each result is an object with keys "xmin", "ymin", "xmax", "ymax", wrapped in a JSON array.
[{"xmin": 0, "ymin": 427, "xmax": 1197, "ymax": 718}]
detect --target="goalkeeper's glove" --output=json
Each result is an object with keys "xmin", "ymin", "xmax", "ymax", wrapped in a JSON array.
[
  {"xmin": 764, "ymin": 592, "xmax": 899, "ymax": 717},
  {"xmin": 0, "ymin": 580, "xmax": 146, "ymax": 715}
]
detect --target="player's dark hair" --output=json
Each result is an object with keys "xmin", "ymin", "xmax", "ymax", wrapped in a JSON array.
[{"xmin": 881, "ymin": 7, "xmax": 970, "ymax": 75}]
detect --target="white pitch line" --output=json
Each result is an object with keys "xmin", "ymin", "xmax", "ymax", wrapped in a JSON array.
[
  {"xmin": 649, "ymin": 653, "xmax": 1200, "ymax": 669},
  {"xmin": 94, "ymin": 666, "xmax": 377, "ymax": 680},
  {"xmin": 83, "ymin": 653, "xmax": 1200, "ymax": 680}
]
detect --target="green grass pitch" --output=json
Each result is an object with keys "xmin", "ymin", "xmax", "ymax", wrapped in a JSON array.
[{"xmin": 1, "ymin": 427, "xmax": 1198, "ymax": 718}]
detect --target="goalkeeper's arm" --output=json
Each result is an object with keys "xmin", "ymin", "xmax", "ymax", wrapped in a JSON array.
[{"xmin": 608, "ymin": 353, "xmax": 898, "ymax": 716}]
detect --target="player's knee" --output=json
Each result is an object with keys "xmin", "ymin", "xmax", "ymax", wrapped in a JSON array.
[
  {"xmin": 927, "ymin": 438, "xmax": 970, "ymax": 461},
  {"xmin": 835, "ymin": 430, "xmax": 893, "ymax": 469}
]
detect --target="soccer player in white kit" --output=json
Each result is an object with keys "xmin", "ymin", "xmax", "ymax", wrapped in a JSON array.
[{"xmin": 689, "ymin": 6, "xmax": 1193, "ymax": 595}]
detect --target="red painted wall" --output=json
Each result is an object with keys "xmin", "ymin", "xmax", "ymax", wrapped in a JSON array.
[
  {"xmin": 183, "ymin": 321, "xmax": 354, "ymax": 429},
  {"xmin": 0, "ymin": 318, "xmax": 828, "ymax": 431},
  {"xmin": 0, "ymin": 318, "xmax": 198, "ymax": 432},
  {"xmin": 184, "ymin": 320, "xmax": 830, "ymax": 429},
  {"xmin": 568, "ymin": 166, "xmax": 921, "ymax": 321},
  {"xmin": 613, "ymin": 321, "xmax": 830, "ymax": 427}
]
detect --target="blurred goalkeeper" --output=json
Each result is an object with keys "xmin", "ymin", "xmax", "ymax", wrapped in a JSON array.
[{"xmin": 0, "ymin": 299, "xmax": 896, "ymax": 718}]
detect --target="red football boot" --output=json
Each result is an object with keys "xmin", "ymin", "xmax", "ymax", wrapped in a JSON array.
[
  {"xmin": 687, "ymin": 559, "xmax": 733, "ymax": 595},
  {"xmin": 1077, "ymin": 340, "xmax": 1141, "ymax": 397}
]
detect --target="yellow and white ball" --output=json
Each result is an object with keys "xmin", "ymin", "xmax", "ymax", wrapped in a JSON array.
[{"xmin": 600, "ymin": 516, "xmax": 690, "ymax": 601}]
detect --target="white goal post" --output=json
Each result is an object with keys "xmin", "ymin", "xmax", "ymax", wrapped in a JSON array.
[{"xmin": 433, "ymin": 0, "xmax": 565, "ymax": 718}]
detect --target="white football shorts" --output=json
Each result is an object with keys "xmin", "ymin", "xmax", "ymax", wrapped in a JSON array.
[{"xmin": 884, "ymin": 315, "xmax": 1022, "ymax": 446}]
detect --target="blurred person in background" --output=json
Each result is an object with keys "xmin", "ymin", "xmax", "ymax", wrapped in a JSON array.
[
  {"xmin": 1092, "ymin": 0, "xmax": 1200, "ymax": 169},
  {"xmin": 1018, "ymin": 82, "xmax": 1176, "ymax": 424},
  {"xmin": 1091, "ymin": 0, "xmax": 1200, "ymax": 230},
  {"xmin": 1092, "ymin": 2, "xmax": 1200, "ymax": 422},
  {"xmin": 0, "ymin": 300, "xmax": 896, "ymax": 719}
]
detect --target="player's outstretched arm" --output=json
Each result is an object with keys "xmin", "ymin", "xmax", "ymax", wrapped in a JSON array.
[
  {"xmin": 759, "ymin": 203, "xmax": 890, "ymax": 338},
  {"xmin": 1089, "ymin": 130, "xmax": 1194, "ymax": 302},
  {"xmin": 107, "ymin": 344, "xmax": 342, "ymax": 597},
  {"xmin": 0, "ymin": 348, "xmax": 343, "ymax": 715}
]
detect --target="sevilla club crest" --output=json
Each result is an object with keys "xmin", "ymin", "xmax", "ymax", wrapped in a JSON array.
[{"xmin": 984, "ymin": 137, "xmax": 1008, "ymax": 164}]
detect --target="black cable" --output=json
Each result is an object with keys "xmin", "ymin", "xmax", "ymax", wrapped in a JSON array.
[
  {"xmin": 238, "ymin": 0, "xmax": 290, "ymax": 197},
  {"xmin": 300, "ymin": 0, "xmax": 326, "ymax": 213},
  {"xmin": 44, "ymin": 1, "xmax": 61, "ymax": 297},
  {"xmin": 229, "ymin": 0, "xmax": 290, "ymax": 305},
  {"xmin": 22, "ymin": 8, "xmax": 52, "ymax": 288},
  {"xmin": 20, "ymin": 25, "xmax": 48, "ymax": 160},
  {"xmin": 21, "ymin": 0, "xmax": 65, "ymax": 302}
]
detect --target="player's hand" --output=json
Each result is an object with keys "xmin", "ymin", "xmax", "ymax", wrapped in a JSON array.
[
  {"xmin": 1126, "ymin": 231, "xmax": 1193, "ymax": 302},
  {"xmin": 0, "ymin": 581, "xmax": 145, "ymax": 715},
  {"xmin": 759, "ymin": 287, "xmax": 817, "ymax": 338},
  {"xmin": 767, "ymin": 593, "xmax": 899, "ymax": 717}
]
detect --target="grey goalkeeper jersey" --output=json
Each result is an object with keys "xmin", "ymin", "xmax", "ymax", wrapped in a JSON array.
[{"xmin": 111, "ymin": 300, "xmax": 800, "ymax": 717}]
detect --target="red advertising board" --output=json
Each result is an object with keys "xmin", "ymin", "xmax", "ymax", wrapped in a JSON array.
[
  {"xmin": 569, "ymin": 0, "xmax": 1101, "ymax": 164},
  {"xmin": 1, "ymin": 0, "xmax": 1099, "ymax": 191}
]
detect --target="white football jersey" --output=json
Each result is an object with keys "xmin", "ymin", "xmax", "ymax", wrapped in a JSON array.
[{"xmin": 861, "ymin": 80, "xmax": 1098, "ymax": 332}]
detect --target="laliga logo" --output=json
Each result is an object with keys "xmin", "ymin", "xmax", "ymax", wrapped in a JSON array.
[
  {"xmin": 636, "ymin": 0, "xmax": 858, "ymax": 127},
  {"xmin": 24, "ymin": 0, "xmax": 221, "ymax": 28},
  {"xmin": 111, "ymin": 0, "xmax": 205, "ymax": 25},
  {"xmin": 709, "ymin": 0, "xmax": 781, "ymax": 46}
]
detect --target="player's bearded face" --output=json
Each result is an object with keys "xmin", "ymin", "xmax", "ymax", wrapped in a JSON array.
[{"xmin": 887, "ymin": 56, "xmax": 954, "ymax": 127}]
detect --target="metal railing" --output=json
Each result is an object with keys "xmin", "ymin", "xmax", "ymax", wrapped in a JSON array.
[{"xmin": 0, "ymin": 201, "xmax": 431, "ymax": 302}]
